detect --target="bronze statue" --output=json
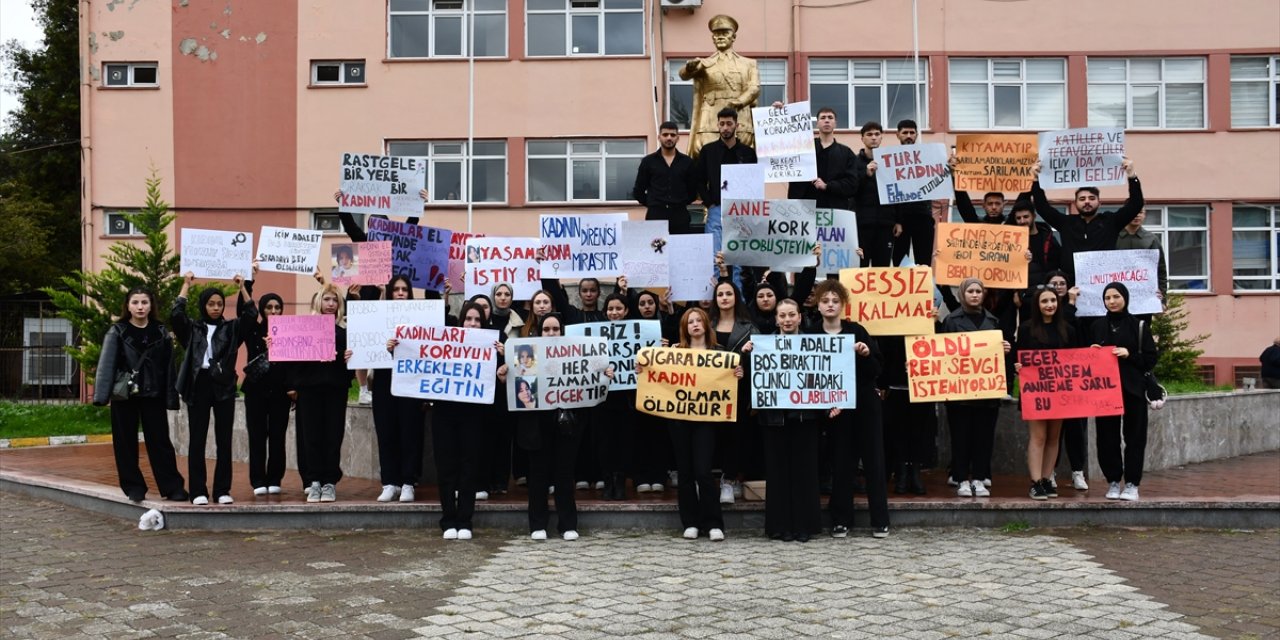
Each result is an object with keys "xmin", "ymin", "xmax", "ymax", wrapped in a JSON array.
[{"xmin": 680, "ymin": 14, "xmax": 760, "ymax": 159}]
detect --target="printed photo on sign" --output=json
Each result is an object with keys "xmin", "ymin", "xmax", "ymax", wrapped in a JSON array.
[
  {"xmin": 268, "ymin": 315, "xmax": 336, "ymax": 362},
  {"xmin": 1037, "ymin": 127, "xmax": 1126, "ymax": 190},
  {"xmin": 256, "ymin": 226, "xmax": 323, "ymax": 275},
  {"xmin": 620, "ymin": 221, "xmax": 670, "ymax": 288},
  {"xmin": 566, "ymin": 320, "xmax": 663, "ymax": 391},
  {"xmin": 365, "ymin": 217, "xmax": 452, "ymax": 292},
  {"xmin": 338, "ymin": 152, "xmax": 427, "ymax": 216},
  {"xmin": 635, "ymin": 347, "xmax": 740, "ymax": 423},
  {"xmin": 180, "ymin": 228, "xmax": 254, "ymax": 280},
  {"xmin": 505, "ymin": 337, "xmax": 612, "ymax": 412},
  {"xmin": 345, "ymin": 299, "xmax": 446, "ymax": 370},
  {"xmin": 331, "ymin": 241, "xmax": 392, "ymax": 287},
  {"xmin": 539, "ymin": 213, "xmax": 626, "ymax": 279},
  {"xmin": 389, "ymin": 325, "xmax": 499, "ymax": 403},
  {"xmin": 667, "ymin": 234, "xmax": 715, "ymax": 302},
  {"xmin": 839, "ymin": 266, "xmax": 935, "ymax": 335},
  {"xmin": 934, "ymin": 222, "xmax": 1030, "ymax": 289},
  {"xmin": 953, "ymin": 134, "xmax": 1038, "ymax": 193},
  {"xmin": 1018, "ymin": 348, "xmax": 1124, "ymax": 420},
  {"xmin": 750, "ymin": 334, "xmax": 856, "ymax": 410},
  {"xmin": 751, "ymin": 101, "xmax": 817, "ymax": 182},
  {"xmin": 722, "ymin": 198, "xmax": 818, "ymax": 270},
  {"xmin": 873, "ymin": 142, "xmax": 954, "ymax": 204},
  {"xmin": 905, "ymin": 330, "xmax": 1006, "ymax": 402},
  {"xmin": 448, "ymin": 231, "xmax": 483, "ymax": 293},
  {"xmin": 1072, "ymin": 249, "xmax": 1162, "ymax": 317},
  {"xmin": 465, "ymin": 236, "xmax": 541, "ymax": 300}
]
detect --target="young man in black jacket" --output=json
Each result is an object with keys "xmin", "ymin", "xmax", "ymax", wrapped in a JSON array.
[
  {"xmin": 889, "ymin": 120, "xmax": 937, "ymax": 267},
  {"xmin": 777, "ymin": 103, "xmax": 858, "ymax": 209},
  {"xmin": 633, "ymin": 121, "xmax": 698, "ymax": 235},
  {"xmin": 1029, "ymin": 158, "xmax": 1143, "ymax": 277},
  {"xmin": 851, "ymin": 122, "xmax": 896, "ymax": 267}
]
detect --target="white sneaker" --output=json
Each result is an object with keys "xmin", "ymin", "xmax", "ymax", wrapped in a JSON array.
[
  {"xmin": 636, "ymin": 483, "xmax": 652, "ymax": 493},
  {"xmin": 475, "ymin": 491, "xmax": 489, "ymax": 500},
  {"xmin": 358, "ymin": 388, "xmax": 372, "ymax": 405},
  {"xmin": 252, "ymin": 487, "xmax": 267, "ymax": 496},
  {"xmin": 443, "ymin": 528, "xmax": 458, "ymax": 540},
  {"xmin": 973, "ymin": 482, "xmax": 990, "ymax": 498},
  {"xmin": 320, "ymin": 483, "xmax": 336, "ymax": 502},
  {"xmin": 217, "ymin": 495, "xmax": 234, "ymax": 505},
  {"xmin": 668, "ymin": 470, "xmax": 679, "ymax": 488},
  {"xmin": 399, "ymin": 484, "xmax": 415, "ymax": 502},
  {"xmin": 457, "ymin": 529, "xmax": 472, "ymax": 540},
  {"xmin": 575, "ymin": 481, "xmax": 589, "ymax": 490},
  {"xmin": 981, "ymin": 478, "xmax": 992, "ymax": 488},
  {"xmin": 683, "ymin": 527, "xmax": 699, "ymax": 540},
  {"xmin": 708, "ymin": 528, "xmax": 725, "ymax": 542},
  {"xmin": 267, "ymin": 486, "xmax": 282, "ymax": 495},
  {"xmin": 651, "ymin": 483, "xmax": 664, "ymax": 492},
  {"xmin": 377, "ymin": 485, "xmax": 399, "ymax": 502},
  {"xmin": 947, "ymin": 476, "xmax": 960, "ymax": 487},
  {"xmin": 305, "ymin": 482, "xmax": 321, "ymax": 503},
  {"xmin": 732, "ymin": 481, "xmax": 743, "ymax": 499},
  {"xmin": 515, "ymin": 476, "xmax": 527, "ymax": 486},
  {"xmin": 192, "ymin": 495, "xmax": 209, "ymax": 506},
  {"xmin": 548, "ymin": 485, "xmax": 555, "ymax": 495},
  {"xmin": 957, "ymin": 480, "xmax": 973, "ymax": 497},
  {"xmin": 1105, "ymin": 481, "xmax": 1123, "ymax": 499},
  {"xmin": 593, "ymin": 481, "xmax": 605, "ymax": 491},
  {"xmin": 530, "ymin": 530, "xmax": 547, "ymax": 541},
  {"xmin": 1119, "ymin": 483, "xmax": 1140, "ymax": 501},
  {"xmin": 562, "ymin": 530, "xmax": 579, "ymax": 541},
  {"xmin": 1071, "ymin": 471, "xmax": 1089, "ymax": 491},
  {"xmin": 719, "ymin": 481, "xmax": 735, "ymax": 504}
]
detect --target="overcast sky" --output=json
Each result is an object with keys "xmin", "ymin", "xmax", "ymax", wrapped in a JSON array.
[{"xmin": 1, "ymin": 0, "xmax": 43, "ymax": 133}]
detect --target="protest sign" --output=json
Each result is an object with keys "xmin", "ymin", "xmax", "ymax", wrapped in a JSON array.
[
  {"xmin": 389, "ymin": 325, "xmax": 500, "ymax": 403},
  {"xmin": 1037, "ymin": 127, "xmax": 1126, "ymax": 190},
  {"xmin": 338, "ymin": 153, "xmax": 426, "ymax": 216},
  {"xmin": 180, "ymin": 228, "xmax": 253, "ymax": 280},
  {"xmin": 751, "ymin": 101, "xmax": 817, "ymax": 182},
  {"xmin": 620, "ymin": 221, "xmax": 670, "ymax": 288},
  {"xmin": 873, "ymin": 142, "xmax": 954, "ymax": 204},
  {"xmin": 1017, "ymin": 348, "xmax": 1125, "ymax": 420},
  {"xmin": 345, "ymin": 299, "xmax": 447, "ymax": 370},
  {"xmin": 905, "ymin": 330, "xmax": 1007, "ymax": 402},
  {"xmin": 448, "ymin": 231, "xmax": 483, "ymax": 293},
  {"xmin": 934, "ymin": 222, "xmax": 1030, "ymax": 289},
  {"xmin": 953, "ymin": 134, "xmax": 1038, "ymax": 193},
  {"xmin": 721, "ymin": 163, "xmax": 765, "ymax": 200},
  {"xmin": 505, "ymin": 337, "xmax": 612, "ymax": 411},
  {"xmin": 566, "ymin": 320, "xmax": 663, "ymax": 391},
  {"xmin": 840, "ymin": 266, "xmax": 936, "ymax": 335},
  {"xmin": 366, "ymin": 216, "xmax": 452, "ymax": 292},
  {"xmin": 330, "ymin": 241, "xmax": 392, "ymax": 287},
  {"xmin": 268, "ymin": 315, "xmax": 335, "ymax": 362},
  {"xmin": 750, "ymin": 334, "xmax": 857, "ymax": 410},
  {"xmin": 635, "ymin": 347, "xmax": 740, "ymax": 423},
  {"xmin": 1072, "ymin": 249, "xmax": 1162, "ymax": 317},
  {"xmin": 464, "ymin": 236, "xmax": 541, "ymax": 300},
  {"xmin": 539, "ymin": 213, "xmax": 626, "ymax": 279},
  {"xmin": 722, "ymin": 199, "xmax": 818, "ymax": 270},
  {"xmin": 779, "ymin": 208, "xmax": 858, "ymax": 275},
  {"xmin": 256, "ymin": 226, "xmax": 323, "ymax": 275},
  {"xmin": 667, "ymin": 234, "xmax": 715, "ymax": 301}
]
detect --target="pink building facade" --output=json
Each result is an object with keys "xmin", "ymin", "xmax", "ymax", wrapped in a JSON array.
[{"xmin": 80, "ymin": 0, "xmax": 1279, "ymax": 384}]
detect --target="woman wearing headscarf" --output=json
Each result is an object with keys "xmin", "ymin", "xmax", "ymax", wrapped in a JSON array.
[
  {"xmin": 1090, "ymin": 282, "xmax": 1158, "ymax": 501},
  {"xmin": 239, "ymin": 262, "xmax": 291, "ymax": 496}
]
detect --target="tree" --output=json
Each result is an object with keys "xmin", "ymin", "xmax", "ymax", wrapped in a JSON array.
[
  {"xmin": 0, "ymin": 0, "xmax": 81, "ymax": 294},
  {"xmin": 1150, "ymin": 293, "xmax": 1207, "ymax": 384}
]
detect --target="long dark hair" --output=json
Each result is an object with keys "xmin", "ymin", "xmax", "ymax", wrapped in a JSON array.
[
  {"xmin": 457, "ymin": 301, "xmax": 487, "ymax": 328},
  {"xmin": 384, "ymin": 274, "xmax": 415, "ymax": 300},
  {"xmin": 1028, "ymin": 288, "xmax": 1069, "ymax": 344},
  {"xmin": 709, "ymin": 281, "xmax": 750, "ymax": 325},
  {"xmin": 531, "ymin": 312, "xmax": 564, "ymax": 337},
  {"xmin": 635, "ymin": 290, "xmax": 662, "ymax": 319},
  {"xmin": 120, "ymin": 287, "xmax": 159, "ymax": 322}
]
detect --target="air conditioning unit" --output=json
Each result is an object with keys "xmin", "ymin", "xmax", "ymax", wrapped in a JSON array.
[
  {"xmin": 661, "ymin": 0, "xmax": 702, "ymax": 8},
  {"xmin": 22, "ymin": 317, "xmax": 74, "ymax": 386}
]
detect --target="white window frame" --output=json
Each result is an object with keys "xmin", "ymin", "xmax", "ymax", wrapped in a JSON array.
[
  {"xmin": 310, "ymin": 60, "xmax": 366, "ymax": 86},
  {"xmin": 807, "ymin": 58, "xmax": 930, "ymax": 130},
  {"xmin": 525, "ymin": 0, "xmax": 645, "ymax": 58},
  {"xmin": 385, "ymin": 140, "xmax": 508, "ymax": 204},
  {"xmin": 949, "ymin": 58, "xmax": 1067, "ymax": 131},
  {"xmin": 311, "ymin": 209, "xmax": 361, "ymax": 235},
  {"xmin": 104, "ymin": 211, "xmax": 141, "ymax": 237},
  {"xmin": 525, "ymin": 139, "xmax": 645, "ymax": 203},
  {"xmin": 102, "ymin": 62, "xmax": 158, "ymax": 88},
  {"xmin": 1142, "ymin": 205, "xmax": 1211, "ymax": 293},
  {"xmin": 1232, "ymin": 203, "xmax": 1279, "ymax": 291},
  {"xmin": 666, "ymin": 59, "xmax": 786, "ymax": 131},
  {"xmin": 387, "ymin": 0, "xmax": 508, "ymax": 59},
  {"xmin": 1230, "ymin": 55, "xmax": 1280, "ymax": 128},
  {"xmin": 1086, "ymin": 57, "xmax": 1207, "ymax": 130}
]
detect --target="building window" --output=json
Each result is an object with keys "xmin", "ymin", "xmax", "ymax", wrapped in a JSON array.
[
  {"xmin": 386, "ymin": 140, "xmax": 507, "ymax": 203},
  {"xmin": 949, "ymin": 58, "xmax": 1066, "ymax": 130},
  {"xmin": 312, "ymin": 209, "xmax": 362, "ymax": 234},
  {"xmin": 1232, "ymin": 204, "xmax": 1279, "ymax": 291},
  {"xmin": 311, "ymin": 60, "xmax": 366, "ymax": 86},
  {"xmin": 807, "ymin": 58, "xmax": 929, "ymax": 129},
  {"xmin": 1230, "ymin": 56, "xmax": 1280, "ymax": 128},
  {"xmin": 526, "ymin": 139, "xmax": 644, "ymax": 202},
  {"xmin": 104, "ymin": 211, "xmax": 140, "ymax": 236},
  {"xmin": 526, "ymin": 0, "xmax": 643, "ymax": 57},
  {"xmin": 388, "ymin": 0, "xmax": 507, "ymax": 59},
  {"xmin": 1142, "ymin": 205, "xmax": 1210, "ymax": 292},
  {"xmin": 102, "ymin": 62, "xmax": 158, "ymax": 87},
  {"xmin": 1087, "ymin": 58, "xmax": 1206, "ymax": 129},
  {"xmin": 666, "ymin": 59, "xmax": 785, "ymax": 130}
]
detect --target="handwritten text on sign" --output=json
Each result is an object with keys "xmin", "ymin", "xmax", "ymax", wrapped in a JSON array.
[
  {"xmin": 180, "ymin": 228, "xmax": 254, "ymax": 280},
  {"xmin": 338, "ymin": 153, "xmax": 426, "ymax": 216},
  {"xmin": 905, "ymin": 330, "xmax": 1007, "ymax": 402},
  {"xmin": 934, "ymin": 222, "xmax": 1030, "ymax": 289},
  {"xmin": 723, "ymin": 199, "xmax": 818, "ymax": 269},
  {"xmin": 620, "ymin": 221, "xmax": 671, "ymax": 288},
  {"xmin": 345, "ymin": 299, "xmax": 446, "ymax": 370},
  {"xmin": 390, "ymin": 325, "xmax": 499, "ymax": 403},
  {"xmin": 635, "ymin": 347, "xmax": 740, "ymax": 423},
  {"xmin": 331, "ymin": 241, "xmax": 392, "ymax": 287},
  {"xmin": 750, "ymin": 334, "xmax": 856, "ymax": 410},
  {"xmin": 1037, "ymin": 127, "xmax": 1126, "ymax": 190},
  {"xmin": 465, "ymin": 236, "xmax": 541, "ymax": 300},
  {"xmin": 540, "ymin": 213, "xmax": 626, "ymax": 279},
  {"xmin": 566, "ymin": 320, "xmax": 662, "ymax": 391},
  {"xmin": 953, "ymin": 134, "xmax": 1038, "ymax": 193},
  {"xmin": 667, "ymin": 234, "xmax": 715, "ymax": 301},
  {"xmin": 873, "ymin": 142, "xmax": 954, "ymax": 204},
  {"xmin": 1018, "ymin": 348, "xmax": 1124, "ymax": 420},
  {"xmin": 505, "ymin": 337, "xmax": 612, "ymax": 412},
  {"xmin": 1073, "ymin": 249, "xmax": 1162, "ymax": 317},
  {"xmin": 256, "ymin": 226, "xmax": 322, "ymax": 275},
  {"xmin": 778, "ymin": 208, "xmax": 858, "ymax": 275},
  {"xmin": 366, "ymin": 217, "xmax": 452, "ymax": 292},
  {"xmin": 751, "ymin": 101, "xmax": 817, "ymax": 182},
  {"xmin": 839, "ymin": 266, "xmax": 935, "ymax": 336},
  {"xmin": 268, "ymin": 315, "xmax": 335, "ymax": 362}
]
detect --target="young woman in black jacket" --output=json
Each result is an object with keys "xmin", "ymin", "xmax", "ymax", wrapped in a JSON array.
[
  {"xmin": 1090, "ymin": 282, "xmax": 1158, "ymax": 502},
  {"xmin": 94, "ymin": 287, "xmax": 187, "ymax": 503},
  {"xmin": 370, "ymin": 275, "xmax": 427, "ymax": 503},
  {"xmin": 238, "ymin": 264, "xmax": 290, "ymax": 496},
  {"xmin": 286, "ymin": 283, "xmax": 354, "ymax": 503},
  {"xmin": 708, "ymin": 278, "xmax": 759, "ymax": 504},
  {"xmin": 1014, "ymin": 286, "xmax": 1077, "ymax": 500},
  {"xmin": 629, "ymin": 288, "xmax": 677, "ymax": 493},
  {"xmin": 172, "ymin": 273, "xmax": 253, "ymax": 505}
]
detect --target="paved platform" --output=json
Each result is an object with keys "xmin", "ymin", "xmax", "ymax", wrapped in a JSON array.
[{"xmin": 1, "ymin": 443, "xmax": 1276, "ymax": 530}]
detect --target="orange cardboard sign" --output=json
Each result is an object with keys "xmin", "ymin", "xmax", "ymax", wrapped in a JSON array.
[
  {"xmin": 953, "ymin": 134, "xmax": 1038, "ymax": 193},
  {"xmin": 934, "ymin": 222, "xmax": 1030, "ymax": 289}
]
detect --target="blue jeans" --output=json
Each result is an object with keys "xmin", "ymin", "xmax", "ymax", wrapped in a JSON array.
[{"xmin": 706, "ymin": 204, "xmax": 742, "ymax": 289}]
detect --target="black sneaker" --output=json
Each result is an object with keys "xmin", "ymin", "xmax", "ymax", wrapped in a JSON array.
[
  {"xmin": 872, "ymin": 526, "xmax": 890, "ymax": 539},
  {"xmin": 831, "ymin": 525, "xmax": 849, "ymax": 538},
  {"xmin": 1045, "ymin": 478, "xmax": 1059, "ymax": 498},
  {"xmin": 1030, "ymin": 480, "xmax": 1048, "ymax": 500}
]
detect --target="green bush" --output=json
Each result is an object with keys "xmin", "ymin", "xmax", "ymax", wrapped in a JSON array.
[{"xmin": 1150, "ymin": 293, "xmax": 1206, "ymax": 385}]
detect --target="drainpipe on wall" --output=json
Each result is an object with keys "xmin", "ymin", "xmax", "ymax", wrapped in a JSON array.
[
  {"xmin": 791, "ymin": 0, "xmax": 800, "ymax": 103},
  {"xmin": 79, "ymin": 0, "xmax": 94, "ymax": 403}
]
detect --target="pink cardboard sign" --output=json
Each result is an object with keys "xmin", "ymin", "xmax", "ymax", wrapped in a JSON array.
[
  {"xmin": 268, "ymin": 315, "xmax": 336, "ymax": 362},
  {"xmin": 331, "ymin": 241, "xmax": 392, "ymax": 287}
]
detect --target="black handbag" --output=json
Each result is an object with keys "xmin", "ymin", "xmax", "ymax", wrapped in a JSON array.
[
  {"xmin": 1138, "ymin": 321, "xmax": 1167, "ymax": 409},
  {"xmin": 111, "ymin": 370, "xmax": 137, "ymax": 401},
  {"xmin": 243, "ymin": 352, "xmax": 270, "ymax": 385}
]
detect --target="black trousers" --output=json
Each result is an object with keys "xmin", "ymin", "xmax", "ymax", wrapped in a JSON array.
[
  {"xmin": 371, "ymin": 375, "xmax": 424, "ymax": 487},
  {"xmin": 1096, "ymin": 394, "xmax": 1149, "ymax": 485},
  {"xmin": 296, "ymin": 386, "xmax": 347, "ymax": 485},
  {"xmin": 762, "ymin": 418, "xmax": 822, "ymax": 537},
  {"xmin": 186, "ymin": 371, "xmax": 235, "ymax": 499},
  {"xmin": 1059, "ymin": 418, "xmax": 1088, "ymax": 473},
  {"xmin": 111, "ymin": 396, "xmax": 184, "ymax": 499},
  {"xmin": 480, "ymin": 401, "xmax": 513, "ymax": 490},
  {"xmin": 646, "ymin": 204, "xmax": 691, "ymax": 235},
  {"xmin": 592, "ymin": 391, "xmax": 635, "ymax": 480},
  {"xmin": 434, "ymin": 402, "xmax": 485, "ymax": 531},
  {"xmin": 669, "ymin": 419, "xmax": 723, "ymax": 531},
  {"xmin": 244, "ymin": 389, "xmax": 291, "ymax": 489},
  {"xmin": 946, "ymin": 403, "xmax": 999, "ymax": 482},
  {"xmin": 884, "ymin": 390, "xmax": 936, "ymax": 468},
  {"xmin": 830, "ymin": 396, "xmax": 890, "ymax": 529},
  {"xmin": 524, "ymin": 414, "xmax": 583, "ymax": 533},
  {"xmin": 858, "ymin": 221, "xmax": 895, "ymax": 267},
  {"xmin": 631, "ymin": 409, "xmax": 670, "ymax": 486},
  {"xmin": 892, "ymin": 211, "xmax": 936, "ymax": 267}
]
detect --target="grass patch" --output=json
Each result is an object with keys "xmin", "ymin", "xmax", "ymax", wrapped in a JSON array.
[
  {"xmin": 1164, "ymin": 380, "xmax": 1233, "ymax": 395},
  {"xmin": 0, "ymin": 402, "xmax": 113, "ymax": 439},
  {"xmin": 1000, "ymin": 520, "xmax": 1031, "ymax": 533}
]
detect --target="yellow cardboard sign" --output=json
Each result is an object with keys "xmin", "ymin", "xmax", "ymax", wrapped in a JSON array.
[
  {"xmin": 934, "ymin": 222, "xmax": 1030, "ymax": 289},
  {"xmin": 635, "ymin": 346, "xmax": 740, "ymax": 423},
  {"xmin": 839, "ymin": 266, "xmax": 936, "ymax": 336},
  {"xmin": 953, "ymin": 134, "xmax": 1038, "ymax": 193},
  {"xmin": 905, "ymin": 330, "xmax": 1008, "ymax": 402}
]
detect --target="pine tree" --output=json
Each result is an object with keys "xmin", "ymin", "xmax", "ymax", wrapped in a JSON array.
[{"xmin": 1150, "ymin": 293, "xmax": 1206, "ymax": 384}]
